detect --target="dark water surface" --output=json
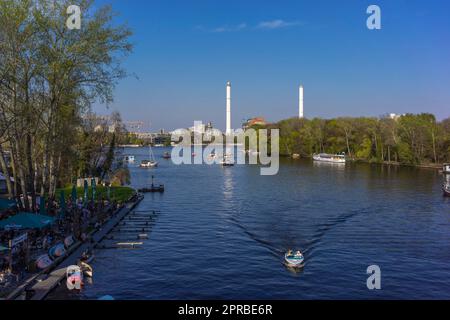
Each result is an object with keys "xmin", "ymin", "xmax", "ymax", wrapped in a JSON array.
[{"xmin": 49, "ymin": 147, "xmax": 450, "ymax": 299}]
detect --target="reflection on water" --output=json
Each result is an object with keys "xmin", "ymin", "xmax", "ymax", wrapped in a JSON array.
[{"xmin": 49, "ymin": 148, "xmax": 450, "ymax": 300}]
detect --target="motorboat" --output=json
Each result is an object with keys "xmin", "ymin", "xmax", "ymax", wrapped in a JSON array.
[
  {"xmin": 443, "ymin": 163, "xmax": 450, "ymax": 174},
  {"xmin": 284, "ymin": 250, "xmax": 305, "ymax": 268},
  {"xmin": 313, "ymin": 153, "xmax": 346, "ymax": 163},
  {"xmin": 220, "ymin": 154, "xmax": 234, "ymax": 167},
  {"xmin": 162, "ymin": 152, "xmax": 171, "ymax": 159},
  {"xmin": 123, "ymin": 155, "xmax": 135, "ymax": 163},
  {"xmin": 207, "ymin": 152, "xmax": 217, "ymax": 160},
  {"xmin": 443, "ymin": 183, "xmax": 450, "ymax": 197}
]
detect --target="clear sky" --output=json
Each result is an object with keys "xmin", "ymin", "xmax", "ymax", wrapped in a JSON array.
[{"xmin": 93, "ymin": 0, "xmax": 450, "ymax": 131}]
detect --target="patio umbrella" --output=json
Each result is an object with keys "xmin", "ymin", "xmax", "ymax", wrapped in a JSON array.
[
  {"xmin": 71, "ymin": 184, "xmax": 77, "ymax": 204},
  {"xmin": 0, "ymin": 212, "xmax": 55, "ymax": 230},
  {"xmin": 59, "ymin": 190, "xmax": 66, "ymax": 218},
  {"xmin": 91, "ymin": 178, "xmax": 96, "ymax": 201},
  {"xmin": 39, "ymin": 196, "xmax": 46, "ymax": 215},
  {"xmin": 83, "ymin": 179, "xmax": 88, "ymax": 206},
  {"xmin": 0, "ymin": 245, "xmax": 9, "ymax": 252}
]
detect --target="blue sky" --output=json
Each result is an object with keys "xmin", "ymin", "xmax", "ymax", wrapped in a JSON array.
[{"xmin": 93, "ymin": 0, "xmax": 450, "ymax": 131}]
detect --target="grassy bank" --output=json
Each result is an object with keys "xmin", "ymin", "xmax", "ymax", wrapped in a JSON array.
[{"xmin": 56, "ymin": 186, "xmax": 135, "ymax": 203}]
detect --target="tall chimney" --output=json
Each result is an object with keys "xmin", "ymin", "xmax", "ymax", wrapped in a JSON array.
[
  {"xmin": 299, "ymin": 85, "xmax": 304, "ymax": 119},
  {"xmin": 226, "ymin": 81, "xmax": 231, "ymax": 135}
]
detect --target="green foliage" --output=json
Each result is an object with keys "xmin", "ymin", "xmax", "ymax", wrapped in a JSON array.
[
  {"xmin": 58, "ymin": 185, "xmax": 135, "ymax": 203},
  {"xmin": 274, "ymin": 114, "xmax": 450, "ymax": 165}
]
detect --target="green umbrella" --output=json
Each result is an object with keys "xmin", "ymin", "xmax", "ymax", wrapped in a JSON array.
[
  {"xmin": 59, "ymin": 190, "xmax": 66, "ymax": 218},
  {"xmin": 71, "ymin": 184, "xmax": 77, "ymax": 204},
  {"xmin": 83, "ymin": 179, "xmax": 88, "ymax": 206},
  {"xmin": 0, "ymin": 212, "xmax": 55, "ymax": 230},
  {"xmin": 0, "ymin": 245, "xmax": 8, "ymax": 252},
  {"xmin": 91, "ymin": 178, "xmax": 96, "ymax": 201},
  {"xmin": 39, "ymin": 197, "xmax": 46, "ymax": 215}
]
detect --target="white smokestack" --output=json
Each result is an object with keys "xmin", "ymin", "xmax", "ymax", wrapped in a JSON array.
[
  {"xmin": 226, "ymin": 81, "xmax": 231, "ymax": 135},
  {"xmin": 299, "ymin": 85, "xmax": 304, "ymax": 119}
]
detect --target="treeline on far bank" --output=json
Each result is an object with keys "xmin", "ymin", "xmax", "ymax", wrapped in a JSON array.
[{"xmin": 265, "ymin": 113, "xmax": 450, "ymax": 166}]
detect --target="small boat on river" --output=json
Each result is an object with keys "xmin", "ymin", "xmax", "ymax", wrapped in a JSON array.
[
  {"xmin": 284, "ymin": 250, "xmax": 305, "ymax": 268},
  {"xmin": 220, "ymin": 154, "xmax": 234, "ymax": 167},
  {"xmin": 443, "ymin": 183, "xmax": 450, "ymax": 197},
  {"xmin": 313, "ymin": 153, "xmax": 346, "ymax": 163},
  {"xmin": 138, "ymin": 175, "xmax": 165, "ymax": 193},
  {"xmin": 49, "ymin": 243, "xmax": 66, "ymax": 259},
  {"xmin": 140, "ymin": 145, "xmax": 158, "ymax": 168},
  {"xmin": 163, "ymin": 152, "xmax": 171, "ymax": 159},
  {"xmin": 35, "ymin": 254, "xmax": 53, "ymax": 270},
  {"xmin": 443, "ymin": 163, "xmax": 450, "ymax": 174}
]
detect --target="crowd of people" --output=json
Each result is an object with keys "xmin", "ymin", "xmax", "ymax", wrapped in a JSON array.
[{"xmin": 0, "ymin": 194, "xmax": 126, "ymax": 298}]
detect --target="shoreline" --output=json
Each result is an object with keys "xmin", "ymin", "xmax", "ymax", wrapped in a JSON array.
[
  {"xmin": 285, "ymin": 155, "xmax": 444, "ymax": 171},
  {"xmin": 5, "ymin": 192, "xmax": 143, "ymax": 301}
]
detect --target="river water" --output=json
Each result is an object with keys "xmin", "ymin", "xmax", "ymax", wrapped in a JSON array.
[{"xmin": 49, "ymin": 147, "xmax": 450, "ymax": 300}]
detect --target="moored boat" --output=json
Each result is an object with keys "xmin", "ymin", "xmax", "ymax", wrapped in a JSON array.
[
  {"xmin": 220, "ymin": 154, "xmax": 234, "ymax": 167},
  {"xmin": 443, "ymin": 163, "xmax": 450, "ymax": 174},
  {"xmin": 123, "ymin": 155, "xmax": 135, "ymax": 163},
  {"xmin": 64, "ymin": 235, "xmax": 75, "ymax": 249},
  {"xmin": 313, "ymin": 153, "xmax": 346, "ymax": 163},
  {"xmin": 443, "ymin": 184, "xmax": 450, "ymax": 197},
  {"xmin": 140, "ymin": 160, "xmax": 158, "ymax": 168},
  {"xmin": 49, "ymin": 243, "xmax": 66, "ymax": 259},
  {"xmin": 35, "ymin": 254, "xmax": 53, "ymax": 270},
  {"xmin": 284, "ymin": 250, "xmax": 305, "ymax": 267},
  {"xmin": 140, "ymin": 145, "xmax": 158, "ymax": 168},
  {"xmin": 66, "ymin": 265, "xmax": 83, "ymax": 289},
  {"xmin": 162, "ymin": 152, "xmax": 171, "ymax": 159}
]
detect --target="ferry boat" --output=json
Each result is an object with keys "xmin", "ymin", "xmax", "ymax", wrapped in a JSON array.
[
  {"xmin": 313, "ymin": 153, "xmax": 346, "ymax": 163},
  {"xmin": 443, "ymin": 163, "xmax": 450, "ymax": 174},
  {"xmin": 284, "ymin": 250, "xmax": 304, "ymax": 267}
]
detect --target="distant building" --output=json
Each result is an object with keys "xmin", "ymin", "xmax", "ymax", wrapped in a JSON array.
[{"xmin": 381, "ymin": 113, "xmax": 404, "ymax": 121}]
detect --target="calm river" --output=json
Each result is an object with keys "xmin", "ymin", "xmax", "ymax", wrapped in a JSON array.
[{"xmin": 49, "ymin": 147, "xmax": 450, "ymax": 299}]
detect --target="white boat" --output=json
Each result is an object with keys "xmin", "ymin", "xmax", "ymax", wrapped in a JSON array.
[
  {"xmin": 284, "ymin": 251, "xmax": 305, "ymax": 267},
  {"xmin": 66, "ymin": 265, "xmax": 83, "ymax": 290},
  {"xmin": 443, "ymin": 163, "xmax": 450, "ymax": 174},
  {"xmin": 140, "ymin": 145, "xmax": 158, "ymax": 168},
  {"xmin": 220, "ymin": 154, "xmax": 234, "ymax": 167},
  {"xmin": 313, "ymin": 153, "xmax": 346, "ymax": 163},
  {"xmin": 123, "ymin": 155, "xmax": 135, "ymax": 163}
]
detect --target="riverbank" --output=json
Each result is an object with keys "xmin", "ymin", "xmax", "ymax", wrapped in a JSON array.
[
  {"xmin": 5, "ymin": 192, "xmax": 143, "ymax": 300},
  {"xmin": 286, "ymin": 154, "xmax": 444, "ymax": 171},
  {"xmin": 0, "ymin": 186, "xmax": 138, "ymax": 300}
]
